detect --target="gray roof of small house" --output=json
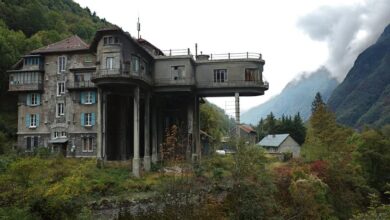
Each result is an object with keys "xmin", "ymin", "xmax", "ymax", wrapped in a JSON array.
[{"xmin": 257, "ymin": 134, "xmax": 289, "ymax": 147}]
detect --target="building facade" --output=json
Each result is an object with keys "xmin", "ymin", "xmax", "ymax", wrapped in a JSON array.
[
  {"xmin": 257, "ymin": 134, "xmax": 300, "ymax": 158},
  {"xmin": 8, "ymin": 27, "xmax": 268, "ymax": 176}
]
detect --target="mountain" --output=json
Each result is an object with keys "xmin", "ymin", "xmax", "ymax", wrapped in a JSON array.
[
  {"xmin": 328, "ymin": 24, "xmax": 390, "ymax": 127},
  {"xmin": 241, "ymin": 67, "xmax": 339, "ymax": 124}
]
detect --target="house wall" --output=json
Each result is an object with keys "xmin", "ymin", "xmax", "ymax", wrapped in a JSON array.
[
  {"xmin": 17, "ymin": 52, "xmax": 98, "ymax": 156},
  {"xmin": 278, "ymin": 136, "xmax": 300, "ymax": 157}
]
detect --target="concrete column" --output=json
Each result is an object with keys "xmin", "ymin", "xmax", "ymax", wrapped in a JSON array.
[
  {"xmin": 187, "ymin": 99, "xmax": 194, "ymax": 161},
  {"xmin": 235, "ymin": 92, "xmax": 240, "ymax": 137},
  {"xmin": 120, "ymin": 103, "xmax": 127, "ymax": 160},
  {"xmin": 151, "ymin": 97, "xmax": 158, "ymax": 163},
  {"xmin": 102, "ymin": 92, "xmax": 107, "ymax": 160},
  {"xmin": 133, "ymin": 87, "xmax": 140, "ymax": 177},
  {"xmin": 143, "ymin": 92, "xmax": 151, "ymax": 171},
  {"xmin": 96, "ymin": 89, "xmax": 102, "ymax": 160},
  {"xmin": 193, "ymin": 95, "xmax": 201, "ymax": 161}
]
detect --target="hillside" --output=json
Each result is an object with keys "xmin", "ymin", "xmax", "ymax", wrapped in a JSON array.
[
  {"xmin": 0, "ymin": 0, "xmax": 110, "ymax": 140},
  {"xmin": 241, "ymin": 67, "xmax": 338, "ymax": 124},
  {"xmin": 328, "ymin": 24, "xmax": 390, "ymax": 127}
]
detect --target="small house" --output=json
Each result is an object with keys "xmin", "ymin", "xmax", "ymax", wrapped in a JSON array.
[{"xmin": 257, "ymin": 134, "xmax": 300, "ymax": 158}]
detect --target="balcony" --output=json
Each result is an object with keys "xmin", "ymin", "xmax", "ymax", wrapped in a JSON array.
[
  {"xmin": 8, "ymin": 71, "xmax": 43, "ymax": 92},
  {"xmin": 67, "ymin": 81, "xmax": 96, "ymax": 90},
  {"xmin": 9, "ymin": 81, "xmax": 43, "ymax": 92},
  {"xmin": 91, "ymin": 69, "xmax": 152, "ymax": 86}
]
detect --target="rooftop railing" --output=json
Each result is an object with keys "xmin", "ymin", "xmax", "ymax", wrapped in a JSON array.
[
  {"xmin": 161, "ymin": 49, "xmax": 192, "ymax": 56},
  {"xmin": 208, "ymin": 52, "xmax": 262, "ymax": 60}
]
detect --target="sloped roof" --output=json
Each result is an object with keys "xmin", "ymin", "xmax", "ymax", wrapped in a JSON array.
[
  {"xmin": 258, "ymin": 134, "xmax": 289, "ymax": 147},
  {"xmin": 31, "ymin": 35, "xmax": 89, "ymax": 54},
  {"xmin": 137, "ymin": 38, "xmax": 164, "ymax": 56},
  {"xmin": 239, "ymin": 124, "xmax": 256, "ymax": 133}
]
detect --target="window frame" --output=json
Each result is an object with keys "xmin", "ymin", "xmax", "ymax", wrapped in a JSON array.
[
  {"xmin": 58, "ymin": 56, "xmax": 66, "ymax": 73},
  {"xmin": 57, "ymin": 103, "xmax": 64, "ymax": 117},
  {"xmin": 85, "ymin": 91, "xmax": 93, "ymax": 104},
  {"xmin": 30, "ymin": 114, "xmax": 37, "ymax": 128},
  {"xmin": 131, "ymin": 55, "xmax": 140, "ymax": 74},
  {"xmin": 30, "ymin": 93, "xmax": 38, "ymax": 106},
  {"xmin": 106, "ymin": 57, "xmax": 114, "ymax": 70},
  {"xmin": 85, "ymin": 113, "xmax": 92, "ymax": 126},
  {"xmin": 213, "ymin": 69, "xmax": 228, "ymax": 83},
  {"xmin": 82, "ymin": 137, "xmax": 94, "ymax": 152},
  {"xmin": 57, "ymin": 82, "xmax": 65, "ymax": 96}
]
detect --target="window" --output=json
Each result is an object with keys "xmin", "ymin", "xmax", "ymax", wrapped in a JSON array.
[
  {"xmin": 85, "ymin": 92, "xmax": 93, "ymax": 104},
  {"xmin": 131, "ymin": 55, "xmax": 140, "ymax": 74},
  {"xmin": 26, "ymin": 114, "xmax": 39, "ymax": 128},
  {"xmin": 10, "ymin": 72, "xmax": 41, "ymax": 85},
  {"xmin": 245, "ymin": 68, "xmax": 259, "ymax": 81},
  {"xmin": 82, "ymin": 137, "xmax": 93, "ymax": 152},
  {"xmin": 81, "ymin": 113, "xmax": 95, "ymax": 127},
  {"xmin": 57, "ymin": 103, "xmax": 64, "ymax": 117},
  {"xmin": 103, "ymin": 36, "xmax": 119, "ymax": 45},
  {"xmin": 171, "ymin": 65, "xmax": 185, "ymax": 80},
  {"xmin": 24, "ymin": 57, "xmax": 40, "ymax": 66},
  {"xmin": 53, "ymin": 131, "xmax": 66, "ymax": 139},
  {"xmin": 214, "ymin": 69, "xmax": 228, "ymax": 83},
  {"xmin": 81, "ymin": 91, "xmax": 95, "ymax": 104},
  {"xmin": 26, "ymin": 136, "xmax": 39, "ymax": 151},
  {"xmin": 27, "ymin": 93, "xmax": 40, "ymax": 106},
  {"xmin": 58, "ymin": 56, "xmax": 66, "ymax": 73},
  {"xmin": 106, "ymin": 57, "xmax": 114, "ymax": 70},
  {"xmin": 57, "ymin": 82, "xmax": 65, "ymax": 96}
]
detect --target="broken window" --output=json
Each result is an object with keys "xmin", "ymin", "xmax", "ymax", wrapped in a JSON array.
[
  {"xmin": 26, "ymin": 136, "xmax": 38, "ymax": 151},
  {"xmin": 57, "ymin": 103, "xmax": 64, "ymax": 117},
  {"xmin": 103, "ymin": 36, "xmax": 119, "ymax": 45},
  {"xmin": 171, "ymin": 65, "xmax": 185, "ymax": 80},
  {"xmin": 245, "ymin": 68, "xmax": 259, "ymax": 81},
  {"xmin": 214, "ymin": 69, "xmax": 228, "ymax": 83}
]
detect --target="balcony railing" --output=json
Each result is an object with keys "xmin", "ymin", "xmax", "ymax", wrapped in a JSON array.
[
  {"xmin": 160, "ymin": 49, "xmax": 192, "ymax": 56},
  {"xmin": 67, "ymin": 81, "xmax": 95, "ymax": 89},
  {"xmin": 92, "ymin": 69, "xmax": 152, "ymax": 83},
  {"xmin": 206, "ymin": 52, "xmax": 262, "ymax": 60},
  {"xmin": 197, "ymin": 79, "xmax": 268, "ymax": 88},
  {"xmin": 154, "ymin": 78, "xmax": 195, "ymax": 86},
  {"xmin": 9, "ymin": 81, "xmax": 43, "ymax": 92}
]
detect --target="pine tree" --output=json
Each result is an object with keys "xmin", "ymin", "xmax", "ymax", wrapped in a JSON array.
[{"xmin": 311, "ymin": 92, "xmax": 325, "ymax": 113}]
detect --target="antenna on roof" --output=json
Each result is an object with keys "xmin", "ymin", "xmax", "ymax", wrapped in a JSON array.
[{"xmin": 137, "ymin": 17, "xmax": 141, "ymax": 39}]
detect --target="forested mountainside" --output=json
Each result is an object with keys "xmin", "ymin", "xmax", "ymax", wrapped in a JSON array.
[
  {"xmin": 0, "ymin": 0, "xmax": 110, "ymax": 140},
  {"xmin": 241, "ymin": 67, "xmax": 338, "ymax": 124},
  {"xmin": 328, "ymin": 23, "xmax": 390, "ymax": 128}
]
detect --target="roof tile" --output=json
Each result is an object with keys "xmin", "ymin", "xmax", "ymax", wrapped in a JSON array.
[{"xmin": 31, "ymin": 35, "xmax": 89, "ymax": 54}]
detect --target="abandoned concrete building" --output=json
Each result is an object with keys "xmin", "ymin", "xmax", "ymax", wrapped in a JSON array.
[{"xmin": 8, "ymin": 27, "xmax": 268, "ymax": 176}]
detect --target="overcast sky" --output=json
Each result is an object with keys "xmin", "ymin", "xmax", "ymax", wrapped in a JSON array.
[{"xmin": 74, "ymin": 0, "xmax": 390, "ymax": 115}]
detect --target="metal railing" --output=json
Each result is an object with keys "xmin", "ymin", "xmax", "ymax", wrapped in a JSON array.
[
  {"xmin": 197, "ymin": 79, "xmax": 268, "ymax": 88},
  {"xmin": 154, "ymin": 78, "xmax": 195, "ymax": 86},
  {"xmin": 92, "ymin": 69, "xmax": 152, "ymax": 83},
  {"xmin": 160, "ymin": 49, "xmax": 192, "ymax": 56},
  {"xmin": 208, "ymin": 52, "xmax": 262, "ymax": 60},
  {"xmin": 67, "ymin": 81, "xmax": 95, "ymax": 89}
]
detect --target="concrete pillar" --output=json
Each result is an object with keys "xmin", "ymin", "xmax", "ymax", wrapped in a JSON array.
[
  {"xmin": 133, "ymin": 87, "xmax": 140, "ymax": 177},
  {"xmin": 120, "ymin": 103, "xmax": 127, "ymax": 160},
  {"xmin": 96, "ymin": 89, "xmax": 102, "ymax": 160},
  {"xmin": 102, "ymin": 92, "xmax": 107, "ymax": 160},
  {"xmin": 193, "ymin": 95, "xmax": 201, "ymax": 161},
  {"xmin": 235, "ymin": 92, "xmax": 240, "ymax": 137},
  {"xmin": 143, "ymin": 92, "xmax": 151, "ymax": 171},
  {"xmin": 151, "ymin": 97, "xmax": 158, "ymax": 163},
  {"xmin": 187, "ymin": 99, "xmax": 194, "ymax": 161}
]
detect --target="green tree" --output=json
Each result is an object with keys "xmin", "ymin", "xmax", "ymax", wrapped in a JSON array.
[{"xmin": 311, "ymin": 92, "xmax": 325, "ymax": 113}]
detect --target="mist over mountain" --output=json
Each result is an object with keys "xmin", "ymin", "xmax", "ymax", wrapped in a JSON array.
[
  {"xmin": 328, "ymin": 23, "xmax": 390, "ymax": 127},
  {"xmin": 241, "ymin": 67, "xmax": 338, "ymax": 125}
]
